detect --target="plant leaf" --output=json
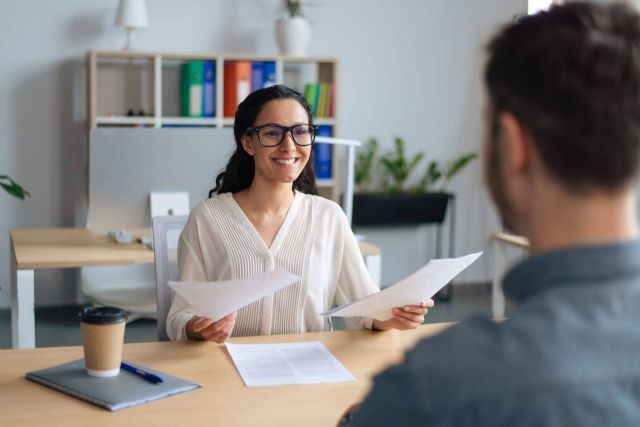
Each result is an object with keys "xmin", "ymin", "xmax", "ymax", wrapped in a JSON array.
[
  {"xmin": 427, "ymin": 161, "xmax": 442, "ymax": 185},
  {"xmin": 0, "ymin": 175, "xmax": 30, "ymax": 200},
  {"xmin": 445, "ymin": 153, "xmax": 478, "ymax": 180},
  {"xmin": 440, "ymin": 152, "xmax": 478, "ymax": 191},
  {"xmin": 355, "ymin": 138, "xmax": 378, "ymax": 191}
]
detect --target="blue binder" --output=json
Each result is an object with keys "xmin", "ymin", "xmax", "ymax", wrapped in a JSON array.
[
  {"xmin": 262, "ymin": 62, "xmax": 276, "ymax": 88},
  {"xmin": 202, "ymin": 61, "xmax": 215, "ymax": 117},
  {"xmin": 251, "ymin": 62, "xmax": 264, "ymax": 92},
  {"xmin": 314, "ymin": 125, "xmax": 333, "ymax": 179}
]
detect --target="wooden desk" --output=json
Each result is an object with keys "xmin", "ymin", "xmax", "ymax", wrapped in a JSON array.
[
  {"xmin": 9, "ymin": 228, "xmax": 382, "ymax": 349},
  {"xmin": 491, "ymin": 232, "xmax": 530, "ymax": 318},
  {"xmin": 0, "ymin": 325, "xmax": 450, "ymax": 426}
]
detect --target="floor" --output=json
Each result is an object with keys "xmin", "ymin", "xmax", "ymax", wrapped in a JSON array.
[{"xmin": 0, "ymin": 284, "xmax": 495, "ymax": 349}]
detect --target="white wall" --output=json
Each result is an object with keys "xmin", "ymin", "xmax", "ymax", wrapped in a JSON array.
[{"xmin": 0, "ymin": 0, "xmax": 526, "ymax": 308}]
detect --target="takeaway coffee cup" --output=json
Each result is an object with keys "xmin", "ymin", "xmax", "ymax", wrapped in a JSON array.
[{"xmin": 79, "ymin": 306, "xmax": 127, "ymax": 377}]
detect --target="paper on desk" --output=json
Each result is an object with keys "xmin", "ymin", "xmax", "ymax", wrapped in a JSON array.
[
  {"xmin": 168, "ymin": 270, "xmax": 301, "ymax": 322},
  {"xmin": 226, "ymin": 341, "xmax": 355, "ymax": 387},
  {"xmin": 322, "ymin": 252, "xmax": 483, "ymax": 321}
]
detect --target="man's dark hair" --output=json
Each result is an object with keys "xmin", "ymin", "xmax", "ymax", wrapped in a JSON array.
[
  {"xmin": 210, "ymin": 85, "xmax": 318, "ymax": 196},
  {"xmin": 485, "ymin": 1, "xmax": 640, "ymax": 191}
]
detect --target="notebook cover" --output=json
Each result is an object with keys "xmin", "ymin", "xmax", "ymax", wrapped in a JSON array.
[{"xmin": 25, "ymin": 359, "xmax": 201, "ymax": 411}]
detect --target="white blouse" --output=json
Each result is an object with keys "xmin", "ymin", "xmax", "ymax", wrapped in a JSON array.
[{"xmin": 166, "ymin": 191, "xmax": 378, "ymax": 341}]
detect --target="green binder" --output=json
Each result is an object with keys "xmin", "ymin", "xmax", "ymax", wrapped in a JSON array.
[{"xmin": 180, "ymin": 60, "xmax": 204, "ymax": 117}]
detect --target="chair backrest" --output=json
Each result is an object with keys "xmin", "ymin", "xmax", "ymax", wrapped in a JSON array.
[{"xmin": 152, "ymin": 215, "xmax": 188, "ymax": 341}]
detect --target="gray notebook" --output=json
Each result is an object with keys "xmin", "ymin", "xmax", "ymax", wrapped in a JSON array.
[{"xmin": 26, "ymin": 359, "xmax": 201, "ymax": 411}]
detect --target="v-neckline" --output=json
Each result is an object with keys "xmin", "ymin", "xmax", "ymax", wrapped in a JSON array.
[{"xmin": 224, "ymin": 191, "xmax": 302, "ymax": 255}]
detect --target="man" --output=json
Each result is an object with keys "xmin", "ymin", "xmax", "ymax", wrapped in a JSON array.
[{"xmin": 340, "ymin": 2, "xmax": 640, "ymax": 426}]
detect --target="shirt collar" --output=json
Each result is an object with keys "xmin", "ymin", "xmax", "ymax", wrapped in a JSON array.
[{"xmin": 503, "ymin": 239, "xmax": 640, "ymax": 303}]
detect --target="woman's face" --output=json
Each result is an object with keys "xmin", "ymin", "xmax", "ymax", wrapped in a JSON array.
[{"xmin": 241, "ymin": 99, "xmax": 312, "ymax": 188}]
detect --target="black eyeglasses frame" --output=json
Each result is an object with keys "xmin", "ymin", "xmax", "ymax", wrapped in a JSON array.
[{"xmin": 245, "ymin": 124, "xmax": 319, "ymax": 147}]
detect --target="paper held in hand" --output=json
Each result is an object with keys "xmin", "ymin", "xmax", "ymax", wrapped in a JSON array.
[
  {"xmin": 321, "ymin": 252, "xmax": 483, "ymax": 321},
  {"xmin": 168, "ymin": 270, "xmax": 301, "ymax": 322}
]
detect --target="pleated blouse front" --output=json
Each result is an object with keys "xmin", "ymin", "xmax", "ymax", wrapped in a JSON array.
[{"xmin": 166, "ymin": 191, "xmax": 378, "ymax": 341}]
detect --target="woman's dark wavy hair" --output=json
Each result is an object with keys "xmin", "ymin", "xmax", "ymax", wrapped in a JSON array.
[{"xmin": 209, "ymin": 85, "xmax": 318, "ymax": 197}]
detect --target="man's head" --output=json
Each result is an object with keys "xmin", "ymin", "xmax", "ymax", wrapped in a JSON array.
[{"xmin": 484, "ymin": 2, "xmax": 640, "ymax": 233}]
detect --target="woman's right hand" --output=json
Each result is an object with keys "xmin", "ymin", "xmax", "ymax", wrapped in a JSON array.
[{"xmin": 185, "ymin": 312, "xmax": 237, "ymax": 343}]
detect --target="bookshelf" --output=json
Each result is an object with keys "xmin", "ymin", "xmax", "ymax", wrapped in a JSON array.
[{"xmin": 87, "ymin": 50, "xmax": 339, "ymax": 200}]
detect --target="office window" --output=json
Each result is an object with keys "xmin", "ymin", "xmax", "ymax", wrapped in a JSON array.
[{"xmin": 528, "ymin": 0, "xmax": 562, "ymax": 15}]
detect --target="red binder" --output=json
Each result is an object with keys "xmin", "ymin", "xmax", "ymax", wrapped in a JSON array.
[{"xmin": 224, "ymin": 62, "xmax": 252, "ymax": 118}]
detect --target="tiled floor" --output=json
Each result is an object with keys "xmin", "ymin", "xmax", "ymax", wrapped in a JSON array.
[{"xmin": 0, "ymin": 284, "xmax": 494, "ymax": 349}]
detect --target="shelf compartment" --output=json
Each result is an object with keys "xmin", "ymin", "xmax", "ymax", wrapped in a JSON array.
[
  {"xmin": 94, "ymin": 56, "xmax": 155, "ymax": 121},
  {"xmin": 161, "ymin": 117, "xmax": 218, "ymax": 126},
  {"xmin": 96, "ymin": 116, "xmax": 156, "ymax": 126}
]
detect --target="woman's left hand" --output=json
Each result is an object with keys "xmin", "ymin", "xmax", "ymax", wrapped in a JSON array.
[{"xmin": 372, "ymin": 299, "xmax": 434, "ymax": 331}]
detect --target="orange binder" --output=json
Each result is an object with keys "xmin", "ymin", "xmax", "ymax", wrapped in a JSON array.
[{"xmin": 224, "ymin": 62, "xmax": 252, "ymax": 118}]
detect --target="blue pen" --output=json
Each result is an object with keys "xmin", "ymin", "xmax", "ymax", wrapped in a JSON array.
[{"xmin": 121, "ymin": 362, "xmax": 164, "ymax": 384}]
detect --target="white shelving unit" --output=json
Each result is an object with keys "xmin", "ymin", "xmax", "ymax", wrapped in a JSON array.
[{"xmin": 87, "ymin": 50, "xmax": 340, "ymax": 200}]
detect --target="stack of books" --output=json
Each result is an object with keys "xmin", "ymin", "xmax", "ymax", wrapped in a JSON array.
[{"xmin": 304, "ymin": 83, "xmax": 334, "ymax": 119}]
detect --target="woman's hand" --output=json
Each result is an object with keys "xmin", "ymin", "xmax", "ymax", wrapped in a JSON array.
[
  {"xmin": 372, "ymin": 299, "xmax": 434, "ymax": 331},
  {"xmin": 186, "ymin": 312, "xmax": 237, "ymax": 343}
]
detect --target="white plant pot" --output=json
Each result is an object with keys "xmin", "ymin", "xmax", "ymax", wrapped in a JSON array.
[{"xmin": 276, "ymin": 17, "xmax": 312, "ymax": 57}]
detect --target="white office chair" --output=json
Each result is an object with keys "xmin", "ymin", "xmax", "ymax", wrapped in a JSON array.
[{"xmin": 152, "ymin": 215, "xmax": 188, "ymax": 341}]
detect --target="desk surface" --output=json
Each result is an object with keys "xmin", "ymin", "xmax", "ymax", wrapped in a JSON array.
[
  {"xmin": 10, "ymin": 228, "xmax": 154, "ymax": 269},
  {"xmin": 0, "ymin": 325, "xmax": 450, "ymax": 426},
  {"xmin": 11, "ymin": 228, "xmax": 381, "ymax": 270}
]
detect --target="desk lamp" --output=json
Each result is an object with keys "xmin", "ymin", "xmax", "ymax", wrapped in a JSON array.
[{"xmin": 115, "ymin": 0, "xmax": 148, "ymax": 51}]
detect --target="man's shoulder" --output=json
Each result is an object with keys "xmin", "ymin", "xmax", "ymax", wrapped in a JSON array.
[{"xmin": 399, "ymin": 314, "xmax": 553, "ymax": 397}]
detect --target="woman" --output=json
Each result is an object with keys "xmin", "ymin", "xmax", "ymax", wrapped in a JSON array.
[{"xmin": 167, "ymin": 85, "xmax": 432, "ymax": 342}]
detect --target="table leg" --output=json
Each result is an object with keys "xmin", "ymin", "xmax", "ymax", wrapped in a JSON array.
[
  {"xmin": 10, "ymin": 244, "xmax": 35, "ymax": 349},
  {"xmin": 492, "ymin": 239, "xmax": 506, "ymax": 319}
]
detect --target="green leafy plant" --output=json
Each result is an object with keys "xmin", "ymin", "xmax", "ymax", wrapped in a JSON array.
[
  {"xmin": 412, "ymin": 160, "xmax": 442, "ymax": 194},
  {"xmin": 283, "ymin": 0, "xmax": 303, "ymax": 18},
  {"xmin": 355, "ymin": 138, "xmax": 378, "ymax": 193},
  {"xmin": 379, "ymin": 137, "xmax": 424, "ymax": 194},
  {"xmin": 1, "ymin": 175, "xmax": 29, "ymax": 200},
  {"xmin": 413, "ymin": 153, "xmax": 478, "ymax": 193},
  {"xmin": 442, "ymin": 153, "xmax": 478, "ymax": 189},
  {"xmin": 354, "ymin": 136, "xmax": 478, "ymax": 195}
]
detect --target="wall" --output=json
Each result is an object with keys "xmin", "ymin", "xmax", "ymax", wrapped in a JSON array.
[{"xmin": 0, "ymin": 0, "xmax": 526, "ymax": 308}]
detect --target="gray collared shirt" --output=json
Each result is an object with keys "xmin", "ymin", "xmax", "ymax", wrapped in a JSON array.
[{"xmin": 351, "ymin": 240, "xmax": 640, "ymax": 426}]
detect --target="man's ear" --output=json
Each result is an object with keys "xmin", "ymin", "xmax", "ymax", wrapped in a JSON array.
[
  {"xmin": 241, "ymin": 134, "xmax": 255, "ymax": 156},
  {"xmin": 499, "ymin": 112, "xmax": 531, "ymax": 176}
]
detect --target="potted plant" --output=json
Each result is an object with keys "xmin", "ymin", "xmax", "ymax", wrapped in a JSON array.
[
  {"xmin": 352, "ymin": 137, "xmax": 476, "ymax": 227},
  {"xmin": 275, "ymin": 0, "xmax": 312, "ymax": 57},
  {"xmin": 1, "ymin": 175, "xmax": 29, "ymax": 200}
]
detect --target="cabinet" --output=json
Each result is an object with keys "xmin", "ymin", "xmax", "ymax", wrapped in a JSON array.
[{"xmin": 87, "ymin": 51, "xmax": 339, "ymax": 199}]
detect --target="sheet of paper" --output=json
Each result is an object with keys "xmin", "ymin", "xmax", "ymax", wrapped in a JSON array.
[
  {"xmin": 168, "ymin": 270, "xmax": 301, "ymax": 322},
  {"xmin": 226, "ymin": 341, "xmax": 355, "ymax": 387},
  {"xmin": 322, "ymin": 251, "xmax": 483, "ymax": 321}
]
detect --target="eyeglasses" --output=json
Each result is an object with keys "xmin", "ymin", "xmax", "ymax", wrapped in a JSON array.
[{"xmin": 245, "ymin": 124, "xmax": 318, "ymax": 147}]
